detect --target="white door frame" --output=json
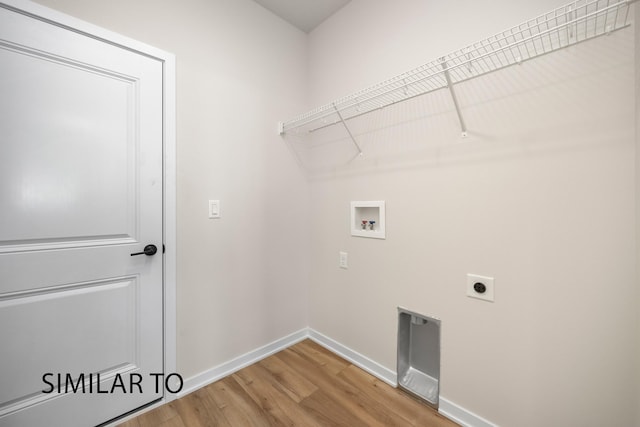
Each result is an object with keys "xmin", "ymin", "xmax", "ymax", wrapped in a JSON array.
[{"xmin": 2, "ymin": 0, "xmax": 178, "ymax": 413}]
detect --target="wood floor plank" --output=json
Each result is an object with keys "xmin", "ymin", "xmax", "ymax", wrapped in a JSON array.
[
  {"xmin": 293, "ymin": 339, "xmax": 350, "ymax": 375},
  {"xmin": 118, "ymin": 340, "xmax": 459, "ymax": 427},
  {"xmin": 258, "ymin": 353, "xmax": 318, "ymax": 403},
  {"xmin": 278, "ymin": 344, "xmax": 412, "ymax": 427},
  {"xmin": 299, "ymin": 388, "xmax": 370, "ymax": 427},
  {"xmin": 276, "ymin": 345, "xmax": 356, "ymax": 395},
  {"xmin": 205, "ymin": 375, "xmax": 274, "ymax": 427},
  {"xmin": 154, "ymin": 416, "xmax": 186, "ymax": 427},
  {"xmin": 171, "ymin": 395, "xmax": 209, "ymax": 427},
  {"xmin": 173, "ymin": 388, "xmax": 231, "ymax": 427},
  {"xmin": 233, "ymin": 363, "xmax": 322, "ymax": 426}
]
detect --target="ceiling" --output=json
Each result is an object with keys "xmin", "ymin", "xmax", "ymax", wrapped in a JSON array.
[{"xmin": 252, "ymin": 0, "xmax": 351, "ymax": 33}]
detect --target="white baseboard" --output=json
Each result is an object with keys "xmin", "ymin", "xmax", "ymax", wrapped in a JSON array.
[
  {"xmin": 307, "ymin": 328, "xmax": 397, "ymax": 387},
  {"xmin": 179, "ymin": 328, "xmax": 308, "ymax": 397},
  {"xmin": 174, "ymin": 327, "xmax": 496, "ymax": 427},
  {"xmin": 438, "ymin": 396, "xmax": 498, "ymax": 427}
]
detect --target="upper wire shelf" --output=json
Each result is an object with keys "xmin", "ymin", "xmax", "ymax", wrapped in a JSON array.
[{"xmin": 279, "ymin": 0, "xmax": 635, "ymax": 137}]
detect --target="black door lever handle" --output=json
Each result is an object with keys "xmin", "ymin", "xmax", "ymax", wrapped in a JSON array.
[{"xmin": 130, "ymin": 244, "xmax": 158, "ymax": 256}]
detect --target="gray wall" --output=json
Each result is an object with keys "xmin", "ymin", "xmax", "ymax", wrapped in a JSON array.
[{"xmin": 306, "ymin": 1, "xmax": 638, "ymax": 426}]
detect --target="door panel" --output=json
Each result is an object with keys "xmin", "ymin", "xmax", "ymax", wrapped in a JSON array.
[
  {"xmin": 0, "ymin": 46, "xmax": 136, "ymax": 246},
  {"xmin": 0, "ymin": 4, "xmax": 164, "ymax": 426},
  {"xmin": 0, "ymin": 278, "xmax": 138, "ymax": 408}
]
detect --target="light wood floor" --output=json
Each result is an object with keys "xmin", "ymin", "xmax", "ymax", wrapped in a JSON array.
[{"xmin": 118, "ymin": 339, "xmax": 459, "ymax": 427}]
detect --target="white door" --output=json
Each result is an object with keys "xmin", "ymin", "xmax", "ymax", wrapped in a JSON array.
[{"xmin": 0, "ymin": 4, "xmax": 164, "ymax": 426}]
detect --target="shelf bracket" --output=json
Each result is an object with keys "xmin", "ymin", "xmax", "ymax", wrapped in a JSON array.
[
  {"xmin": 440, "ymin": 59, "xmax": 467, "ymax": 138},
  {"xmin": 333, "ymin": 103, "xmax": 363, "ymax": 155}
]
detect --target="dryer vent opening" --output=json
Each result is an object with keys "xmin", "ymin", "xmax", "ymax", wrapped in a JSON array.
[{"xmin": 397, "ymin": 308, "xmax": 440, "ymax": 408}]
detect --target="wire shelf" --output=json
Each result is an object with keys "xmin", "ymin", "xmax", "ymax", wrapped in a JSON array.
[{"xmin": 280, "ymin": 0, "xmax": 635, "ymax": 136}]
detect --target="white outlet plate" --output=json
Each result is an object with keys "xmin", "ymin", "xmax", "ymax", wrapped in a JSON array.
[
  {"xmin": 208, "ymin": 200, "xmax": 220, "ymax": 219},
  {"xmin": 339, "ymin": 251, "xmax": 348, "ymax": 269},
  {"xmin": 467, "ymin": 274, "xmax": 494, "ymax": 302}
]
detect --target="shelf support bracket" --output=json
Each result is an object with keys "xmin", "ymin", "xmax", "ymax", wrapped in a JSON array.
[
  {"xmin": 333, "ymin": 103, "xmax": 363, "ymax": 155},
  {"xmin": 440, "ymin": 59, "xmax": 468, "ymax": 138}
]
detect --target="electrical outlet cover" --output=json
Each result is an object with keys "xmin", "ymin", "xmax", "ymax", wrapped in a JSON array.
[
  {"xmin": 339, "ymin": 251, "xmax": 348, "ymax": 269},
  {"xmin": 467, "ymin": 274, "xmax": 494, "ymax": 302}
]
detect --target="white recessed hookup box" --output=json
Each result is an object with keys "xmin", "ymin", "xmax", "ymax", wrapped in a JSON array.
[{"xmin": 351, "ymin": 201, "xmax": 385, "ymax": 239}]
